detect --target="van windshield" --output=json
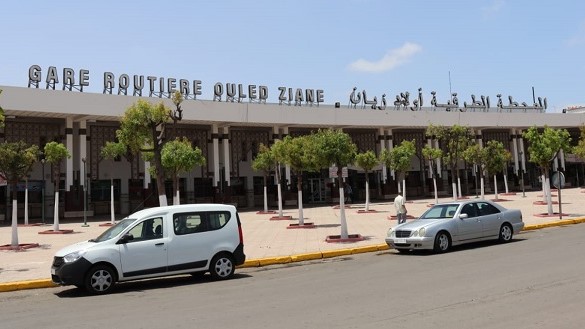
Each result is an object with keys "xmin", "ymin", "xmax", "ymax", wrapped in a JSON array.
[{"xmin": 92, "ymin": 217, "xmax": 136, "ymax": 242}]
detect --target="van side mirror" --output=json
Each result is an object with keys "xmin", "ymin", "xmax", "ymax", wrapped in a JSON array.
[
  {"xmin": 117, "ymin": 233, "xmax": 134, "ymax": 244},
  {"xmin": 459, "ymin": 213, "xmax": 469, "ymax": 219}
]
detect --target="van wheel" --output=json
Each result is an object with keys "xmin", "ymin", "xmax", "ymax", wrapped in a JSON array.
[
  {"xmin": 85, "ymin": 264, "xmax": 116, "ymax": 294},
  {"xmin": 210, "ymin": 253, "xmax": 235, "ymax": 280}
]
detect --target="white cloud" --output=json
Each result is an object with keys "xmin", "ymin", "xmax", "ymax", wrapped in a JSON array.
[
  {"xmin": 348, "ymin": 42, "xmax": 422, "ymax": 73},
  {"xmin": 481, "ymin": 0, "xmax": 505, "ymax": 19},
  {"xmin": 566, "ymin": 21, "xmax": 585, "ymax": 47}
]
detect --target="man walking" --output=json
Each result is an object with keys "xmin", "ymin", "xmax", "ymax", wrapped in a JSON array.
[{"xmin": 394, "ymin": 192, "xmax": 407, "ymax": 224}]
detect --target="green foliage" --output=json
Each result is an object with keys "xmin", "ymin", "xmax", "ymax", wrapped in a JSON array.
[
  {"xmin": 380, "ymin": 140, "xmax": 416, "ymax": 178},
  {"xmin": 101, "ymin": 141, "xmax": 127, "ymax": 160},
  {"xmin": 309, "ymin": 129, "xmax": 357, "ymax": 169},
  {"xmin": 251, "ymin": 143, "xmax": 275, "ymax": 174},
  {"xmin": 171, "ymin": 90, "xmax": 183, "ymax": 107},
  {"xmin": 0, "ymin": 89, "xmax": 5, "ymax": 129},
  {"xmin": 43, "ymin": 141, "xmax": 70, "ymax": 165},
  {"xmin": 426, "ymin": 124, "xmax": 473, "ymax": 171},
  {"xmin": 354, "ymin": 150, "xmax": 379, "ymax": 173},
  {"xmin": 161, "ymin": 137, "xmax": 206, "ymax": 178},
  {"xmin": 422, "ymin": 144, "xmax": 443, "ymax": 176},
  {"xmin": 272, "ymin": 135, "xmax": 319, "ymax": 174},
  {"xmin": 483, "ymin": 140, "xmax": 512, "ymax": 175},
  {"xmin": 116, "ymin": 99, "xmax": 171, "ymax": 154},
  {"xmin": 522, "ymin": 126, "xmax": 571, "ymax": 172},
  {"xmin": 0, "ymin": 141, "xmax": 39, "ymax": 185},
  {"xmin": 573, "ymin": 126, "xmax": 585, "ymax": 160},
  {"xmin": 463, "ymin": 143, "xmax": 486, "ymax": 170}
]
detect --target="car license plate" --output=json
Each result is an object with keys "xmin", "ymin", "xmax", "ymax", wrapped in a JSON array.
[
  {"xmin": 51, "ymin": 268, "xmax": 55, "ymax": 275},
  {"xmin": 394, "ymin": 238, "xmax": 407, "ymax": 244}
]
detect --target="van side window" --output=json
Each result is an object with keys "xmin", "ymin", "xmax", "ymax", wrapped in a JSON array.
[
  {"xmin": 174, "ymin": 211, "xmax": 231, "ymax": 235},
  {"xmin": 128, "ymin": 217, "xmax": 163, "ymax": 241}
]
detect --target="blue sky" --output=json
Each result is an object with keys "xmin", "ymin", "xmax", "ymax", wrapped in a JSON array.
[{"xmin": 1, "ymin": 0, "xmax": 584, "ymax": 112}]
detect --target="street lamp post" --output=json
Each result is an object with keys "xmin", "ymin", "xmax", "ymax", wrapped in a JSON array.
[{"xmin": 81, "ymin": 158, "xmax": 89, "ymax": 227}]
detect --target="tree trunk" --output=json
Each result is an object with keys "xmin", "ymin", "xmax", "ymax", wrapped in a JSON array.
[
  {"xmin": 277, "ymin": 166, "xmax": 283, "ymax": 217},
  {"xmin": 173, "ymin": 175, "xmax": 179, "ymax": 205},
  {"xmin": 451, "ymin": 168, "xmax": 457, "ymax": 200},
  {"xmin": 493, "ymin": 174, "xmax": 499, "ymax": 200},
  {"xmin": 365, "ymin": 172, "xmax": 370, "ymax": 211},
  {"xmin": 263, "ymin": 174, "xmax": 268, "ymax": 213},
  {"xmin": 433, "ymin": 176, "xmax": 438, "ymax": 205},
  {"xmin": 338, "ymin": 172, "xmax": 348, "ymax": 239},
  {"xmin": 297, "ymin": 174, "xmax": 304, "ymax": 225},
  {"xmin": 110, "ymin": 179, "xmax": 115, "ymax": 223},
  {"xmin": 10, "ymin": 182, "xmax": 19, "ymax": 247}
]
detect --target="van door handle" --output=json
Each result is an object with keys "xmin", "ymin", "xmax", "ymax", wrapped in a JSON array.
[{"xmin": 155, "ymin": 243, "xmax": 164, "ymax": 246}]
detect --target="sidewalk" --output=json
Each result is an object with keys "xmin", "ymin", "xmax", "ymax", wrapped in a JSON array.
[{"xmin": 2, "ymin": 188, "xmax": 585, "ymax": 291}]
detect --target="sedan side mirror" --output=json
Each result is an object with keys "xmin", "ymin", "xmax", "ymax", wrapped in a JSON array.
[
  {"xmin": 459, "ymin": 213, "xmax": 469, "ymax": 219},
  {"xmin": 117, "ymin": 233, "xmax": 134, "ymax": 244}
]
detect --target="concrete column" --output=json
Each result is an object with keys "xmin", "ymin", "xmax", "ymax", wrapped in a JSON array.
[
  {"xmin": 212, "ymin": 124, "xmax": 220, "ymax": 187},
  {"xmin": 80, "ymin": 120, "xmax": 87, "ymax": 187},
  {"xmin": 223, "ymin": 126, "xmax": 231, "ymax": 186},
  {"xmin": 66, "ymin": 117, "xmax": 73, "ymax": 191},
  {"xmin": 387, "ymin": 129, "xmax": 394, "ymax": 179},
  {"xmin": 379, "ymin": 128, "xmax": 387, "ymax": 182},
  {"xmin": 518, "ymin": 132, "xmax": 526, "ymax": 172},
  {"xmin": 559, "ymin": 149, "xmax": 566, "ymax": 171},
  {"xmin": 512, "ymin": 129, "xmax": 519, "ymax": 174},
  {"xmin": 143, "ymin": 160, "xmax": 151, "ymax": 189},
  {"xmin": 283, "ymin": 127, "xmax": 291, "ymax": 186}
]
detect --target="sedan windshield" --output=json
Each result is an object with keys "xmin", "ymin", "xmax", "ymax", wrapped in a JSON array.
[
  {"xmin": 420, "ymin": 204, "xmax": 460, "ymax": 219},
  {"xmin": 92, "ymin": 217, "xmax": 136, "ymax": 242}
]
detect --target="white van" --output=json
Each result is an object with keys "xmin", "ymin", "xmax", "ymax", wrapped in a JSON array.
[{"xmin": 51, "ymin": 204, "xmax": 245, "ymax": 294}]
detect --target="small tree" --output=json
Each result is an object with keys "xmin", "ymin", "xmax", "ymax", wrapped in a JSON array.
[
  {"xmin": 381, "ymin": 140, "xmax": 416, "ymax": 201},
  {"xmin": 427, "ymin": 124, "xmax": 473, "ymax": 199},
  {"xmin": 116, "ymin": 100, "xmax": 172, "ymax": 206},
  {"xmin": 572, "ymin": 126, "xmax": 585, "ymax": 165},
  {"xmin": 251, "ymin": 143, "xmax": 275, "ymax": 213},
  {"xmin": 354, "ymin": 150, "xmax": 380, "ymax": 211},
  {"xmin": 161, "ymin": 137, "xmax": 206, "ymax": 205},
  {"xmin": 310, "ymin": 129, "xmax": 357, "ymax": 239},
  {"xmin": 44, "ymin": 141, "xmax": 71, "ymax": 231},
  {"xmin": 523, "ymin": 126, "xmax": 571, "ymax": 215},
  {"xmin": 422, "ymin": 145, "xmax": 443, "ymax": 204},
  {"xmin": 0, "ymin": 141, "xmax": 38, "ymax": 247},
  {"xmin": 101, "ymin": 142, "xmax": 127, "ymax": 224},
  {"xmin": 271, "ymin": 135, "xmax": 318, "ymax": 225},
  {"xmin": 463, "ymin": 143, "xmax": 487, "ymax": 199},
  {"xmin": 483, "ymin": 140, "xmax": 512, "ymax": 200}
]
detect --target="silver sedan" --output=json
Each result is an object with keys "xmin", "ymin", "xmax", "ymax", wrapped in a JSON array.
[{"xmin": 385, "ymin": 199, "xmax": 524, "ymax": 253}]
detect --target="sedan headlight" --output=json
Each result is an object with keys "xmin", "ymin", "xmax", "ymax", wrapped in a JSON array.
[
  {"xmin": 386, "ymin": 227, "xmax": 395, "ymax": 238},
  {"xmin": 411, "ymin": 227, "xmax": 426, "ymax": 237},
  {"xmin": 63, "ymin": 251, "xmax": 85, "ymax": 263}
]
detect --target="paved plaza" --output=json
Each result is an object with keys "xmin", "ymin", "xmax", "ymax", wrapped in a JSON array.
[{"xmin": 1, "ymin": 187, "xmax": 585, "ymax": 290}]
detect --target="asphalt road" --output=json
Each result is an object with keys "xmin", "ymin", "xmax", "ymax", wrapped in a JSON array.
[{"xmin": 1, "ymin": 225, "xmax": 585, "ymax": 329}]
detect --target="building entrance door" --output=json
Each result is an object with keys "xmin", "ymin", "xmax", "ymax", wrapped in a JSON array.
[{"xmin": 308, "ymin": 178, "xmax": 326, "ymax": 203}]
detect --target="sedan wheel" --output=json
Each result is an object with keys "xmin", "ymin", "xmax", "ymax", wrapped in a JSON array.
[
  {"xmin": 210, "ymin": 254, "xmax": 235, "ymax": 280},
  {"xmin": 85, "ymin": 265, "xmax": 115, "ymax": 294},
  {"xmin": 433, "ymin": 232, "xmax": 450, "ymax": 253},
  {"xmin": 499, "ymin": 224, "xmax": 513, "ymax": 242}
]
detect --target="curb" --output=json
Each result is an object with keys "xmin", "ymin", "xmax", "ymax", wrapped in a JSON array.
[{"xmin": 2, "ymin": 218, "xmax": 584, "ymax": 293}]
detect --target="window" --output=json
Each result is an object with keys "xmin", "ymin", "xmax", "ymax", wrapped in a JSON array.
[
  {"xmin": 461, "ymin": 204, "xmax": 478, "ymax": 218},
  {"xmin": 476, "ymin": 202, "xmax": 500, "ymax": 216},
  {"xmin": 128, "ymin": 217, "xmax": 163, "ymax": 241},
  {"xmin": 173, "ymin": 211, "xmax": 231, "ymax": 235}
]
